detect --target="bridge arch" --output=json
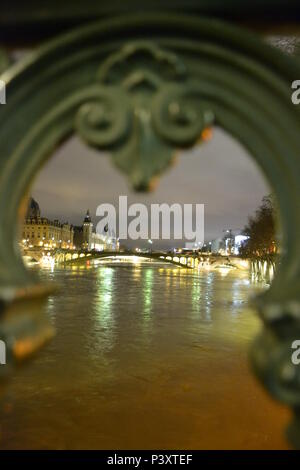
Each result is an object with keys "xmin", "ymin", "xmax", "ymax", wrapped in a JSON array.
[
  {"xmin": 58, "ymin": 251, "xmax": 194, "ymax": 269},
  {"xmin": 0, "ymin": 13, "xmax": 300, "ymax": 444}
]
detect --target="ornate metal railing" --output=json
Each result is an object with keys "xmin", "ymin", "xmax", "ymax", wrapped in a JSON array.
[{"xmin": 1, "ymin": 1, "xmax": 300, "ymax": 447}]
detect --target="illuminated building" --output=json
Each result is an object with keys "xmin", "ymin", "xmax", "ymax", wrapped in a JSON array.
[
  {"xmin": 233, "ymin": 235, "xmax": 249, "ymax": 255},
  {"xmin": 210, "ymin": 234, "xmax": 249, "ymax": 255},
  {"xmin": 73, "ymin": 210, "xmax": 119, "ymax": 252}
]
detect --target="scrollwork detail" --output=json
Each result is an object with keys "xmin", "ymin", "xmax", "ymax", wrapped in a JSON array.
[
  {"xmin": 98, "ymin": 41, "xmax": 187, "ymax": 85},
  {"xmin": 74, "ymin": 42, "xmax": 215, "ymax": 190},
  {"xmin": 75, "ymin": 85, "xmax": 133, "ymax": 149},
  {"xmin": 152, "ymin": 84, "xmax": 214, "ymax": 147}
]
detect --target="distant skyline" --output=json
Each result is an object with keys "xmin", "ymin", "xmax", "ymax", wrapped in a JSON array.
[{"xmin": 32, "ymin": 127, "xmax": 269, "ymax": 249}]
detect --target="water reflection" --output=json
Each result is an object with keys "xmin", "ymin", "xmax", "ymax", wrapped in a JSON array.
[
  {"xmin": 94, "ymin": 267, "xmax": 116, "ymax": 355},
  {"xmin": 0, "ymin": 264, "xmax": 289, "ymax": 449}
]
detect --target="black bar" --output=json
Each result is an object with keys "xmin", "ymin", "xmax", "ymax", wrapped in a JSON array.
[{"xmin": 0, "ymin": 450, "xmax": 297, "ymax": 466}]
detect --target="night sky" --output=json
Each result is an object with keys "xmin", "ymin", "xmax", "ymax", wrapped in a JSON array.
[
  {"xmin": 32, "ymin": 127, "xmax": 268, "ymax": 249},
  {"xmin": 22, "ymin": 35, "xmax": 297, "ymax": 250}
]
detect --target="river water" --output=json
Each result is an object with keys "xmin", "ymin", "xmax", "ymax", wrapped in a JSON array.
[{"xmin": 0, "ymin": 263, "xmax": 289, "ymax": 449}]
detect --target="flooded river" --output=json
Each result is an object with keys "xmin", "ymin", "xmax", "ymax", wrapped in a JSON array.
[{"xmin": 0, "ymin": 263, "xmax": 290, "ymax": 449}]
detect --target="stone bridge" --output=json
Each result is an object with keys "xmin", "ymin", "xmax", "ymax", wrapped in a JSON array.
[{"xmin": 36, "ymin": 248, "xmax": 250, "ymax": 270}]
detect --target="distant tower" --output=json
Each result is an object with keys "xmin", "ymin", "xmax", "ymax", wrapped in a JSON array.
[
  {"xmin": 26, "ymin": 196, "xmax": 41, "ymax": 219},
  {"xmin": 82, "ymin": 209, "xmax": 93, "ymax": 250}
]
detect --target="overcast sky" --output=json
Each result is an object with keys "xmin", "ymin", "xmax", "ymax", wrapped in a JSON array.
[{"xmin": 32, "ymin": 127, "xmax": 268, "ymax": 249}]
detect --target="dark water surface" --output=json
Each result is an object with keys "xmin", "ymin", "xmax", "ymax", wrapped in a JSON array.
[{"xmin": 0, "ymin": 264, "xmax": 289, "ymax": 449}]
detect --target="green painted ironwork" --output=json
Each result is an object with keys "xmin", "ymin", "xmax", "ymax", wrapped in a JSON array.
[
  {"xmin": 0, "ymin": 48, "xmax": 10, "ymax": 75},
  {"xmin": 1, "ymin": 12, "xmax": 300, "ymax": 445}
]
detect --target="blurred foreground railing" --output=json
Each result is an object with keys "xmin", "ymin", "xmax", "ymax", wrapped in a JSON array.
[{"xmin": 1, "ymin": 1, "xmax": 300, "ymax": 448}]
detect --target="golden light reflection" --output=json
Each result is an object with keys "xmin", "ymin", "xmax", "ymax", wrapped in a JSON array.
[
  {"xmin": 143, "ymin": 268, "xmax": 154, "ymax": 320},
  {"xmin": 1, "ymin": 262, "xmax": 283, "ymax": 450},
  {"xmin": 93, "ymin": 267, "xmax": 116, "ymax": 353}
]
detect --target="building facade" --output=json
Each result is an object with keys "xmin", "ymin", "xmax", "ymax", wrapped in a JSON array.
[
  {"xmin": 74, "ymin": 210, "xmax": 119, "ymax": 252},
  {"xmin": 21, "ymin": 197, "xmax": 74, "ymax": 249}
]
